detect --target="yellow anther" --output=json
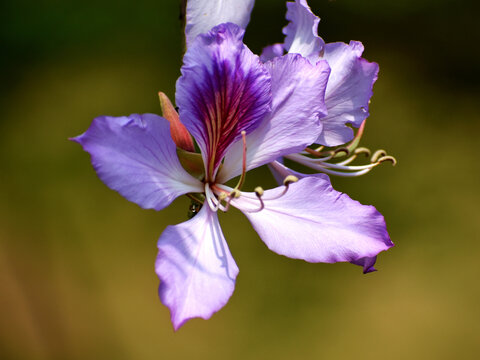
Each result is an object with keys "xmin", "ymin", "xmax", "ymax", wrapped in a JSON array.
[
  {"xmin": 230, "ymin": 189, "xmax": 241, "ymax": 198},
  {"xmin": 377, "ymin": 155, "xmax": 397, "ymax": 166},
  {"xmin": 354, "ymin": 147, "xmax": 371, "ymax": 157},
  {"xmin": 283, "ymin": 175, "xmax": 299, "ymax": 186},
  {"xmin": 254, "ymin": 186, "xmax": 264, "ymax": 197},
  {"xmin": 371, "ymin": 149, "xmax": 387, "ymax": 163},
  {"xmin": 218, "ymin": 193, "xmax": 227, "ymax": 201}
]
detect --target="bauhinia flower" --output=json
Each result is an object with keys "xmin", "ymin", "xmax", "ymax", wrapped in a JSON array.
[{"xmin": 72, "ymin": 1, "xmax": 394, "ymax": 330}]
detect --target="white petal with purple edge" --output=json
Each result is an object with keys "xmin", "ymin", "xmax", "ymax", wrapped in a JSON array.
[
  {"xmin": 231, "ymin": 176, "xmax": 393, "ymax": 264},
  {"xmin": 185, "ymin": 0, "xmax": 255, "ymax": 46},
  {"xmin": 217, "ymin": 54, "xmax": 330, "ymax": 183},
  {"xmin": 283, "ymin": 0, "xmax": 325, "ymax": 62},
  {"xmin": 317, "ymin": 41, "xmax": 379, "ymax": 146},
  {"xmin": 72, "ymin": 114, "xmax": 203, "ymax": 211},
  {"xmin": 176, "ymin": 23, "xmax": 271, "ymax": 178},
  {"xmin": 156, "ymin": 205, "xmax": 239, "ymax": 330}
]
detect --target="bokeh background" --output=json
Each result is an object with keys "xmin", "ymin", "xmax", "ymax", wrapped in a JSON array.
[{"xmin": 1, "ymin": 0, "xmax": 479, "ymax": 359}]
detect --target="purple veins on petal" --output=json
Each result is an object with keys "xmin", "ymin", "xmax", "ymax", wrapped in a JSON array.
[{"xmin": 176, "ymin": 23, "xmax": 272, "ymax": 179}]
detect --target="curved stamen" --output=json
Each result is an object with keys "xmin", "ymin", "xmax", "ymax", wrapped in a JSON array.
[
  {"xmin": 205, "ymin": 183, "xmax": 220, "ymax": 212},
  {"xmin": 334, "ymin": 148, "xmax": 370, "ymax": 166},
  {"xmin": 304, "ymin": 146, "xmax": 349, "ymax": 159},
  {"xmin": 286, "ymin": 119, "xmax": 396, "ymax": 178},
  {"xmin": 371, "ymin": 149, "xmax": 388, "ymax": 163},
  {"xmin": 254, "ymin": 186, "xmax": 265, "ymax": 212},
  {"xmin": 287, "ymin": 142, "xmax": 397, "ymax": 178},
  {"xmin": 340, "ymin": 119, "xmax": 367, "ymax": 156},
  {"xmin": 216, "ymin": 175, "xmax": 297, "ymax": 207},
  {"xmin": 377, "ymin": 155, "xmax": 397, "ymax": 166},
  {"xmin": 231, "ymin": 131, "xmax": 248, "ymax": 192}
]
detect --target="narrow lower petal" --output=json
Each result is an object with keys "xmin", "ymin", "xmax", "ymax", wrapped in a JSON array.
[
  {"xmin": 267, "ymin": 161, "xmax": 386, "ymax": 272},
  {"xmin": 72, "ymin": 114, "xmax": 203, "ymax": 211},
  {"xmin": 185, "ymin": 0, "xmax": 255, "ymax": 47},
  {"xmin": 176, "ymin": 23, "xmax": 271, "ymax": 178},
  {"xmin": 218, "ymin": 54, "xmax": 330, "ymax": 182},
  {"xmin": 231, "ymin": 176, "xmax": 393, "ymax": 264},
  {"xmin": 156, "ymin": 205, "xmax": 239, "ymax": 330},
  {"xmin": 282, "ymin": 0, "xmax": 325, "ymax": 62},
  {"xmin": 317, "ymin": 41, "xmax": 379, "ymax": 146}
]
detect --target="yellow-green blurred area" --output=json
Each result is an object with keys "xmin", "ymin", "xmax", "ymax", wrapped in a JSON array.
[{"xmin": 1, "ymin": 0, "xmax": 479, "ymax": 358}]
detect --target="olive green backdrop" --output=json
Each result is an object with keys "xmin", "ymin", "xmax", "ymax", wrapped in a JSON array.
[{"xmin": 1, "ymin": 0, "xmax": 478, "ymax": 359}]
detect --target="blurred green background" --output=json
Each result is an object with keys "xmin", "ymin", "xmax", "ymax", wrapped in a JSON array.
[{"xmin": 1, "ymin": 0, "xmax": 479, "ymax": 359}]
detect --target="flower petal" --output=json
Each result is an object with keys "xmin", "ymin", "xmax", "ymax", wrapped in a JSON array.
[
  {"xmin": 282, "ymin": 0, "xmax": 325, "ymax": 62},
  {"xmin": 231, "ymin": 176, "xmax": 393, "ymax": 264},
  {"xmin": 156, "ymin": 205, "xmax": 239, "ymax": 330},
  {"xmin": 217, "ymin": 53, "xmax": 330, "ymax": 182},
  {"xmin": 350, "ymin": 256, "xmax": 378, "ymax": 274},
  {"xmin": 176, "ymin": 23, "xmax": 272, "ymax": 179},
  {"xmin": 185, "ymin": 0, "xmax": 255, "ymax": 46},
  {"xmin": 317, "ymin": 41, "xmax": 379, "ymax": 146},
  {"xmin": 268, "ymin": 161, "xmax": 385, "ymax": 272},
  {"xmin": 260, "ymin": 43, "xmax": 284, "ymax": 62},
  {"xmin": 72, "ymin": 114, "xmax": 203, "ymax": 210}
]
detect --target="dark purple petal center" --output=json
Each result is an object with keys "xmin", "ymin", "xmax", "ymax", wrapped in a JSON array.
[{"xmin": 176, "ymin": 23, "xmax": 272, "ymax": 181}]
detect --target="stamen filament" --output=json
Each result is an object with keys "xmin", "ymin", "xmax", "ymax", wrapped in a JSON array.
[
  {"xmin": 186, "ymin": 193, "xmax": 205, "ymax": 205},
  {"xmin": 371, "ymin": 149, "xmax": 387, "ymax": 163},
  {"xmin": 205, "ymin": 183, "xmax": 220, "ymax": 212},
  {"xmin": 304, "ymin": 147, "xmax": 349, "ymax": 159},
  {"xmin": 254, "ymin": 186, "xmax": 265, "ymax": 212},
  {"xmin": 308, "ymin": 167, "xmax": 373, "ymax": 177},
  {"xmin": 285, "ymin": 153, "xmax": 376, "ymax": 177},
  {"xmin": 231, "ymin": 131, "xmax": 248, "ymax": 192},
  {"xmin": 341, "ymin": 119, "xmax": 367, "ymax": 156}
]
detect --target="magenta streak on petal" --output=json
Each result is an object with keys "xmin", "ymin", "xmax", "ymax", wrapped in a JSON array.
[
  {"xmin": 195, "ymin": 57, "xmax": 268, "ymax": 177},
  {"xmin": 176, "ymin": 23, "xmax": 271, "ymax": 181}
]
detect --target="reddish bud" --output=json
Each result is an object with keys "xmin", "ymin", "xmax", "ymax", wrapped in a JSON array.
[{"xmin": 158, "ymin": 92, "xmax": 195, "ymax": 152}]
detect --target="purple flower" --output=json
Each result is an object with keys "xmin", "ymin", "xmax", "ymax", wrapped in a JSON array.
[{"xmin": 73, "ymin": 4, "xmax": 393, "ymax": 330}]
